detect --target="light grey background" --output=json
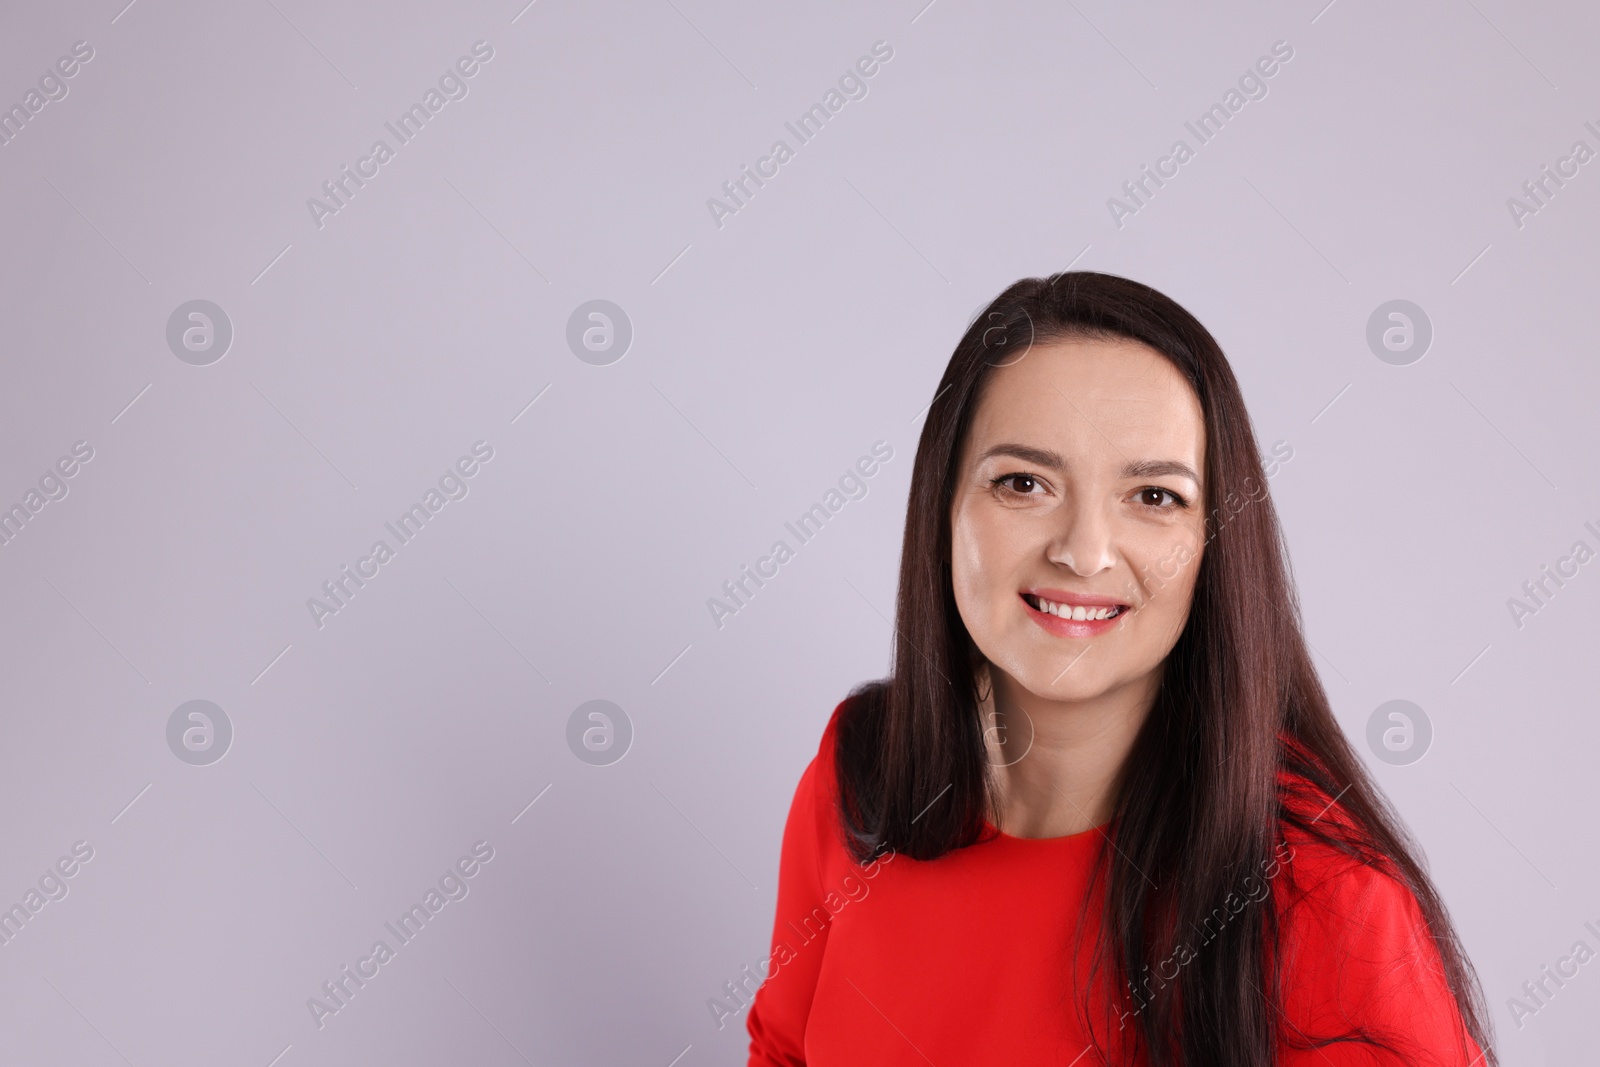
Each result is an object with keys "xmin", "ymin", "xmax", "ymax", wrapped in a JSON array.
[{"xmin": 1, "ymin": 0, "xmax": 1596, "ymax": 1063}]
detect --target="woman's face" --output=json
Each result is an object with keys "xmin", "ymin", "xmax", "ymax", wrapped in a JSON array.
[{"xmin": 949, "ymin": 335, "xmax": 1207, "ymax": 706}]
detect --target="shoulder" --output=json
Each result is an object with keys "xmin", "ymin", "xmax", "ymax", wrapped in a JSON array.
[
  {"xmin": 814, "ymin": 683, "xmax": 881, "ymax": 800},
  {"xmin": 1270, "ymin": 744, "xmax": 1410, "ymax": 943},
  {"xmin": 1268, "ymin": 744, "xmax": 1481, "ymax": 1063},
  {"xmin": 1271, "ymin": 837, "xmax": 1424, "ymax": 961},
  {"xmin": 1270, "ymin": 851, "xmax": 1474, "ymax": 1062},
  {"xmin": 819, "ymin": 692, "xmax": 848, "ymax": 762},
  {"xmin": 1272, "ymin": 730, "xmax": 1391, "ymax": 876},
  {"xmin": 778, "ymin": 692, "xmax": 858, "ymax": 859},
  {"xmin": 810, "ymin": 692, "xmax": 850, "ymax": 794}
]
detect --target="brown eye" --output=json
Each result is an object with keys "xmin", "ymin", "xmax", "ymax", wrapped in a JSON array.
[
  {"xmin": 1137, "ymin": 487, "xmax": 1186, "ymax": 508},
  {"xmin": 992, "ymin": 473, "xmax": 1041, "ymax": 495}
]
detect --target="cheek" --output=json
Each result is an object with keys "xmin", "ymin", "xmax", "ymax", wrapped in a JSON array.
[
  {"xmin": 948, "ymin": 512, "xmax": 990, "ymax": 613},
  {"xmin": 949, "ymin": 507, "xmax": 1019, "ymax": 619},
  {"xmin": 1128, "ymin": 524, "xmax": 1205, "ymax": 608}
]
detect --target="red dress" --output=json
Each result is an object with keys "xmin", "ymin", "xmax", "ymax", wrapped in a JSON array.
[{"xmin": 744, "ymin": 699, "xmax": 1486, "ymax": 1066}]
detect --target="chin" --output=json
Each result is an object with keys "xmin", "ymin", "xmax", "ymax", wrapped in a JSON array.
[
  {"xmin": 1030, "ymin": 675, "xmax": 1113, "ymax": 702},
  {"xmin": 998, "ymin": 660, "xmax": 1109, "ymax": 702}
]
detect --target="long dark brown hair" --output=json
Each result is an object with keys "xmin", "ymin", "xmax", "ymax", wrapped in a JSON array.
[{"xmin": 831, "ymin": 271, "xmax": 1496, "ymax": 1065}]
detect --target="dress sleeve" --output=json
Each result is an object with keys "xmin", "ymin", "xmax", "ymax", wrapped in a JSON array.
[
  {"xmin": 1276, "ymin": 853, "xmax": 1486, "ymax": 1066},
  {"xmin": 745, "ymin": 734, "xmax": 837, "ymax": 1066}
]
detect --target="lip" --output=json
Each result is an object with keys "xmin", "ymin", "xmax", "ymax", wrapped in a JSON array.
[
  {"xmin": 1019, "ymin": 588, "xmax": 1129, "ymax": 638},
  {"xmin": 1023, "ymin": 588, "xmax": 1128, "ymax": 608}
]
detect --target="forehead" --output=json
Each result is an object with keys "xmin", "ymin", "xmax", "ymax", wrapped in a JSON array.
[{"xmin": 962, "ymin": 336, "xmax": 1204, "ymax": 460}]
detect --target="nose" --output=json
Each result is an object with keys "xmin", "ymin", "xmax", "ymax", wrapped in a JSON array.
[{"xmin": 1045, "ymin": 498, "xmax": 1116, "ymax": 577}]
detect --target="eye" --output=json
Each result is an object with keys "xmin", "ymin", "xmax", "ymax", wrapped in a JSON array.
[
  {"xmin": 1134, "ymin": 486, "xmax": 1188, "ymax": 509},
  {"xmin": 990, "ymin": 472, "xmax": 1046, "ymax": 497}
]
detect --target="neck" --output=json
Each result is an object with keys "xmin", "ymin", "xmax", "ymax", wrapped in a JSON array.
[{"xmin": 978, "ymin": 662, "xmax": 1159, "ymax": 839}]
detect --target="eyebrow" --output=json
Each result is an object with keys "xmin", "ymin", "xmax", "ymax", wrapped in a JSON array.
[{"xmin": 976, "ymin": 443, "xmax": 1202, "ymax": 486}]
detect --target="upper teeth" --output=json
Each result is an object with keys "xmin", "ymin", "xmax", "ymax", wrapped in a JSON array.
[{"xmin": 1032, "ymin": 596, "xmax": 1119, "ymax": 621}]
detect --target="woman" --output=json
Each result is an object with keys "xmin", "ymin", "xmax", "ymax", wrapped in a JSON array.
[{"xmin": 744, "ymin": 272, "xmax": 1495, "ymax": 1065}]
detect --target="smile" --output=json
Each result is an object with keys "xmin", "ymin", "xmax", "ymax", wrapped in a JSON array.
[
  {"xmin": 1019, "ymin": 590, "xmax": 1130, "ymax": 637},
  {"xmin": 1022, "ymin": 593, "xmax": 1126, "ymax": 621}
]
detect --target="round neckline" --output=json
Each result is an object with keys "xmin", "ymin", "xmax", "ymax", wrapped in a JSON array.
[{"xmin": 982, "ymin": 815, "xmax": 1112, "ymax": 845}]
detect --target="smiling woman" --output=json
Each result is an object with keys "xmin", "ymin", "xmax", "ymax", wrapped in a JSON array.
[
  {"xmin": 948, "ymin": 335, "xmax": 1209, "ymax": 809},
  {"xmin": 745, "ymin": 272, "xmax": 1498, "ymax": 1066}
]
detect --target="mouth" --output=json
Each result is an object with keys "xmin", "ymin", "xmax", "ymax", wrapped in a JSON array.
[
  {"xmin": 1024, "ymin": 591, "xmax": 1126, "ymax": 617},
  {"xmin": 1019, "ymin": 590, "xmax": 1130, "ymax": 637}
]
